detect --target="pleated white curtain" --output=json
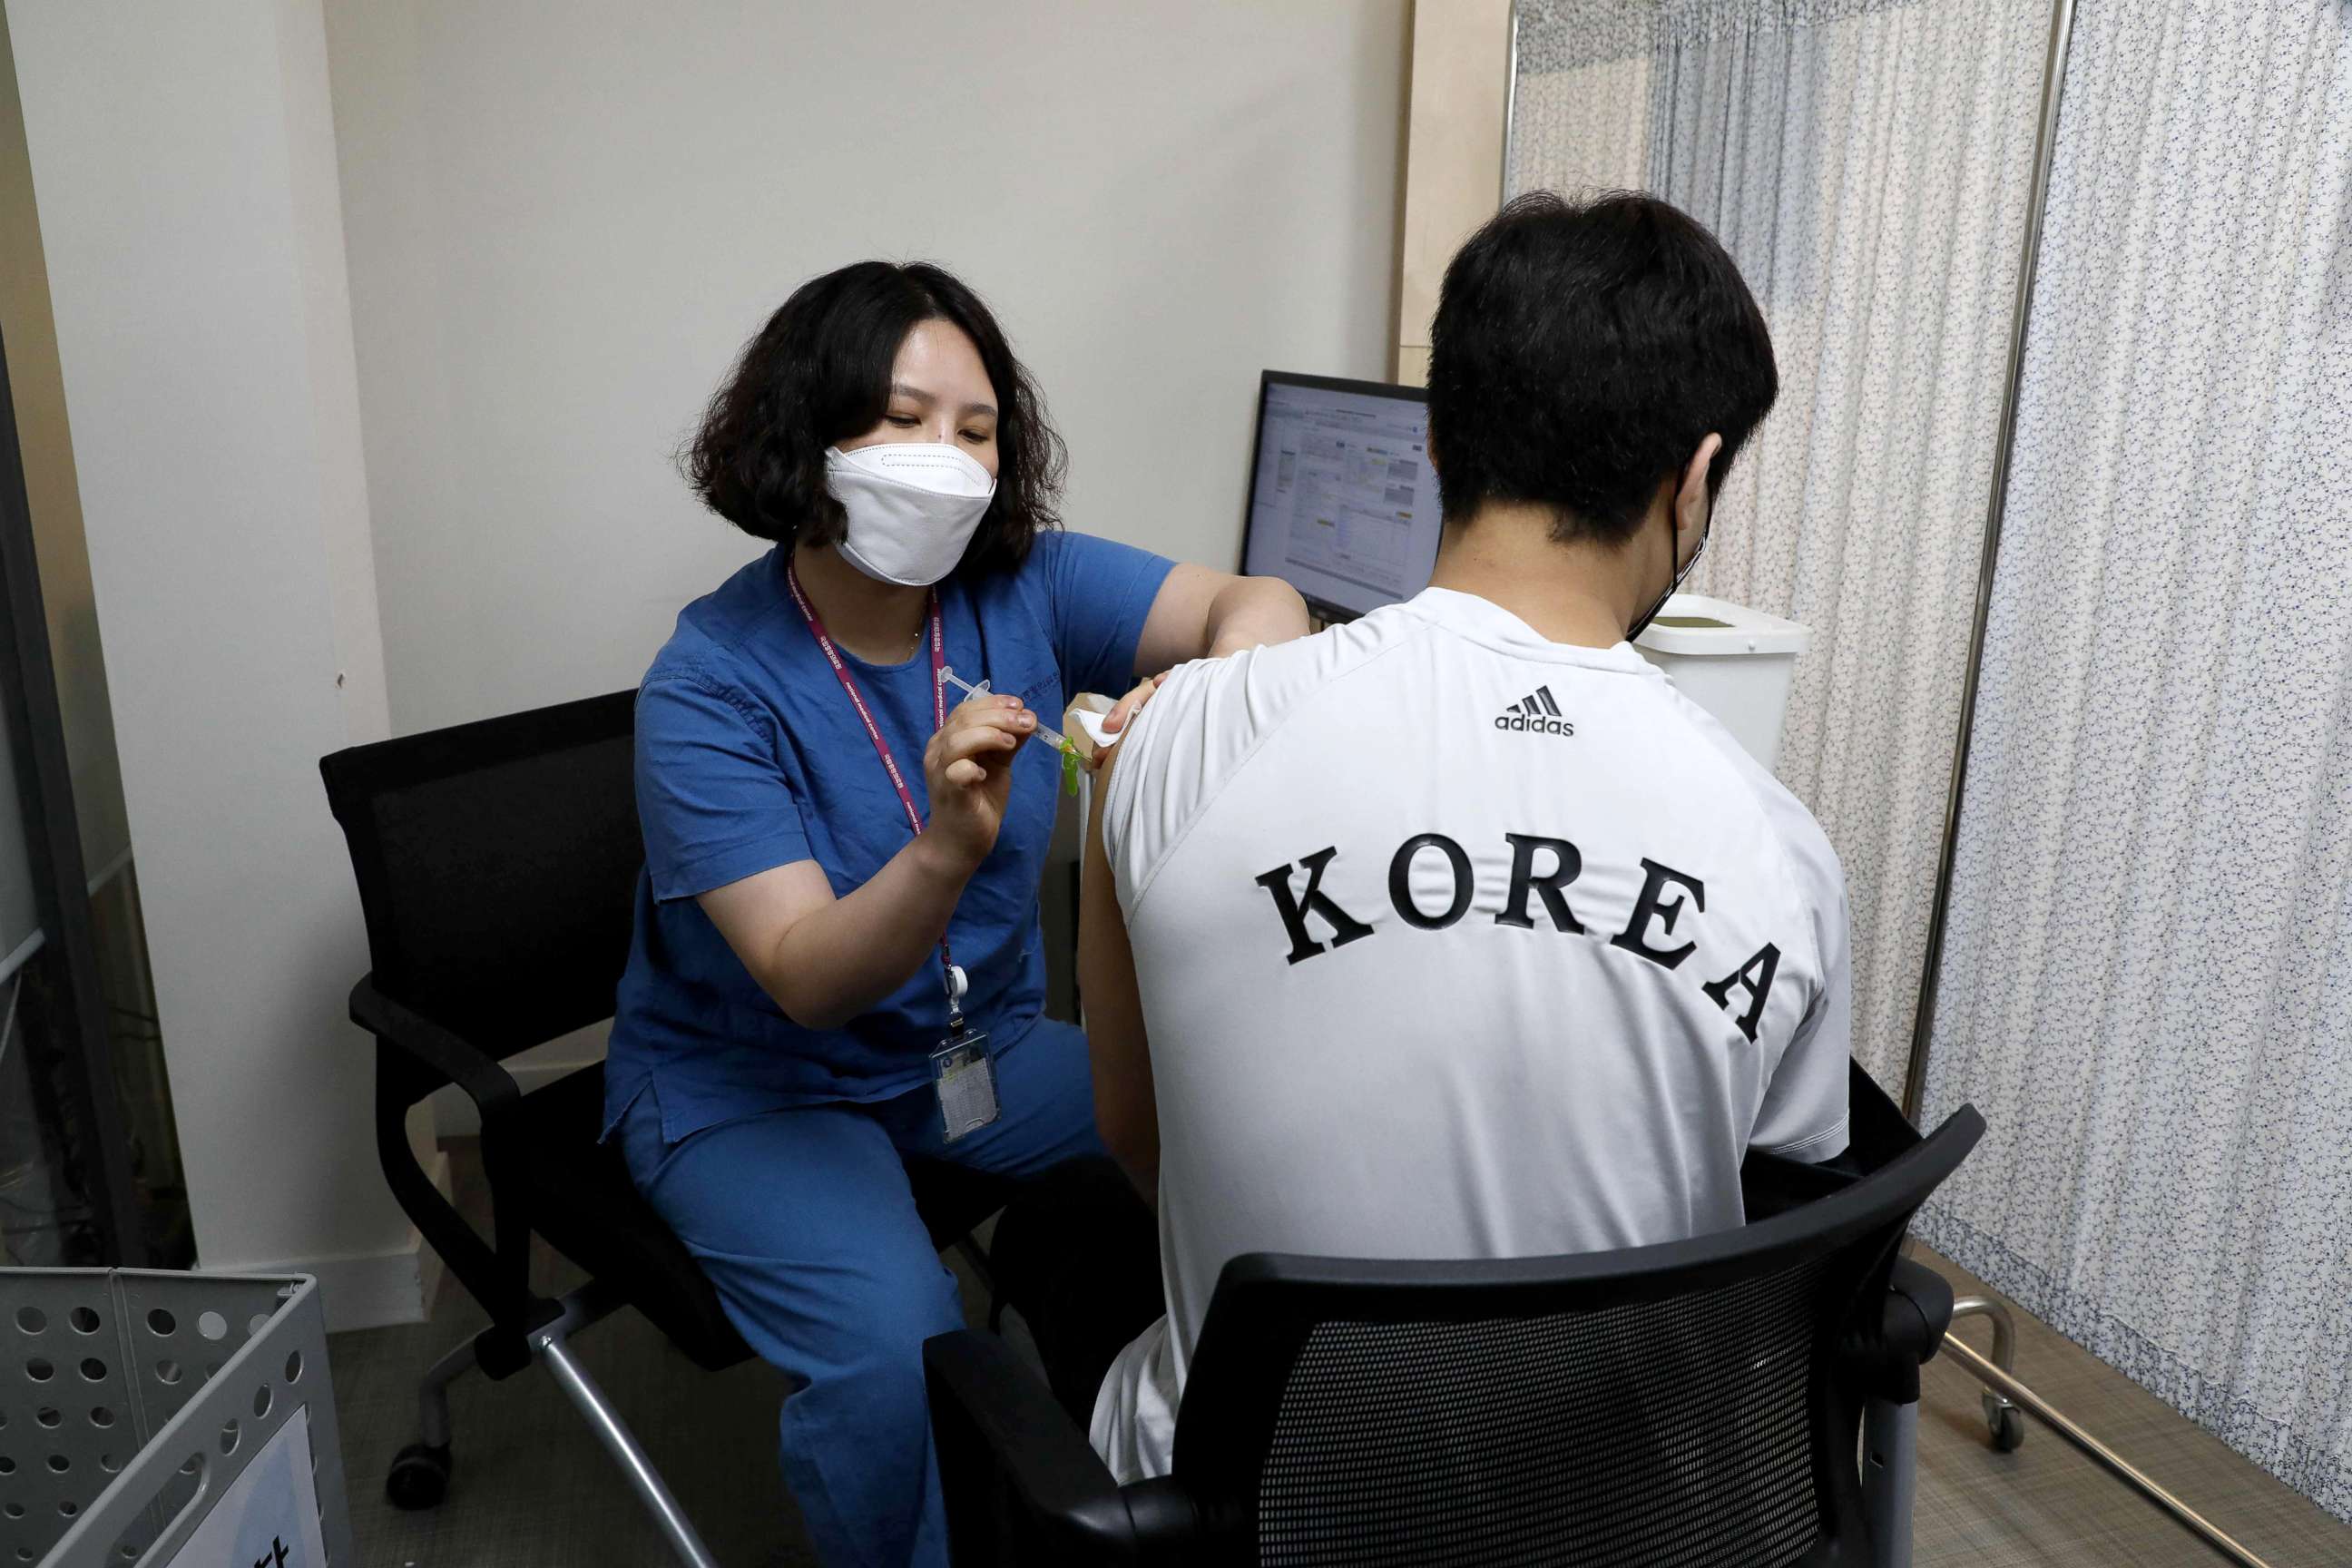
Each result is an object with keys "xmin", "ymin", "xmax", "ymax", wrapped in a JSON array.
[
  {"xmin": 1916, "ymin": 0, "xmax": 2352, "ymax": 1520},
  {"xmin": 1507, "ymin": 0, "xmax": 2053, "ymax": 1090}
]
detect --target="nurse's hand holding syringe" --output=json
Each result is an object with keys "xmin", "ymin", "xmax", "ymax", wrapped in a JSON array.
[
  {"xmin": 940, "ymin": 664, "xmax": 1161, "ymax": 796},
  {"xmin": 940, "ymin": 665, "xmax": 1112, "ymax": 796},
  {"xmin": 919, "ymin": 675, "xmax": 1038, "ymax": 875},
  {"xmin": 938, "ymin": 666, "xmax": 1067, "ymax": 750}
]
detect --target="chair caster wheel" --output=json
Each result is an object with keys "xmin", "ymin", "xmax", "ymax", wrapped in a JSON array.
[
  {"xmin": 1985, "ymin": 1401, "xmax": 2025, "ymax": 1453},
  {"xmin": 387, "ymin": 1441, "xmax": 453, "ymax": 1509}
]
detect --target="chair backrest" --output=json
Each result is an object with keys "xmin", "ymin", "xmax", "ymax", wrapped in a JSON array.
[
  {"xmin": 1170, "ymin": 1102, "xmax": 1984, "ymax": 1568},
  {"xmin": 319, "ymin": 690, "xmax": 640, "ymax": 1057}
]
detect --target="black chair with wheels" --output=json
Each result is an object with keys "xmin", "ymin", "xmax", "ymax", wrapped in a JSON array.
[
  {"xmin": 926, "ymin": 1064, "xmax": 1981, "ymax": 1567},
  {"xmin": 322, "ymin": 689, "xmax": 1008, "ymax": 1568}
]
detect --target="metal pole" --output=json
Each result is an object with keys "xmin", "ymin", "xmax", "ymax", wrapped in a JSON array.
[
  {"xmin": 1951, "ymin": 1295, "xmax": 2015, "ymax": 1371},
  {"xmin": 0, "ymin": 324, "xmax": 146, "ymax": 1264},
  {"xmin": 1501, "ymin": 1, "xmax": 1523, "ymax": 205},
  {"xmin": 1903, "ymin": 0, "xmax": 2081, "ymax": 1120},
  {"xmin": 1951, "ymin": 1295, "xmax": 2024, "ymax": 1442},
  {"xmin": 1940, "ymin": 1335, "xmax": 2278, "ymax": 1568}
]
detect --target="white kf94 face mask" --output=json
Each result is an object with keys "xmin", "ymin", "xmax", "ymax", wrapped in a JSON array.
[{"xmin": 824, "ymin": 443, "xmax": 998, "ymax": 587}]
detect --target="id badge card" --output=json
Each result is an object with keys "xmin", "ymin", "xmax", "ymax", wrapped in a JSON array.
[{"xmin": 932, "ymin": 1032, "xmax": 999, "ymax": 1142}]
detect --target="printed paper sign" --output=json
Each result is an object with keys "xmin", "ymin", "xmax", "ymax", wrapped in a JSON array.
[{"xmin": 161, "ymin": 1406, "xmax": 327, "ymax": 1568}]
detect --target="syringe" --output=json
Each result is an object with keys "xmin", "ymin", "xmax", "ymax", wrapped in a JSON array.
[{"xmin": 937, "ymin": 665, "xmax": 1069, "ymax": 751}]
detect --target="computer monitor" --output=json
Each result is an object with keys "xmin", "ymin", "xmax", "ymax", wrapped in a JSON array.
[{"xmin": 1240, "ymin": 371, "xmax": 1445, "ymax": 622}]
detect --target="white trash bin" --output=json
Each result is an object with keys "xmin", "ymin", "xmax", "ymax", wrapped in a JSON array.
[{"xmin": 1632, "ymin": 593, "xmax": 1811, "ymax": 772}]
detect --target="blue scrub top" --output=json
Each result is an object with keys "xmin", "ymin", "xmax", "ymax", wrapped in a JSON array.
[{"xmin": 605, "ymin": 530, "xmax": 1174, "ymax": 1142}]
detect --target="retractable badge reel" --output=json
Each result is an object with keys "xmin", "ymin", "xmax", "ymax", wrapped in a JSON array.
[{"xmin": 931, "ymin": 962, "xmax": 998, "ymax": 1142}]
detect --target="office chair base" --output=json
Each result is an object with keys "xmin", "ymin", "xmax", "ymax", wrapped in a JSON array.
[
  {"xmin": 386, "ymin": 1283, "xmax": 718, "ymax": 1568},
  {"xmin": 385, "ymin": 1442, "xmax": 453, "ymax": 1510},
  {"xmin": 415, "ymin": 1331, "xmax": 479, "ymax": 1450},
  {"xmin": 385, "ymin": 1328, "xmax": 480, "ymax": 1507},
  {"xmin": 535, "ymin": 1313, "xmax": 720, "ymax": 1568},
  {"xmin": 388, "ymin": 1300, "xmax": 567, "ymax": 1508}
]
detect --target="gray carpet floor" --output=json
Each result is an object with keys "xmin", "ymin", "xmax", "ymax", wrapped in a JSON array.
[{"xmin": 325, "ymin": 1143, "xmax": 2350, "ymax": 1566}]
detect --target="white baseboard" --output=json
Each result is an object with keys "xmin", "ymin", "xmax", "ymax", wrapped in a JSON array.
[{"xmin": 219, "ymin": 1151, "xmax": 453, "ymax": 1334}]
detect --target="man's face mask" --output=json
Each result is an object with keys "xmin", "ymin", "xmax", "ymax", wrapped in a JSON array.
[{"xmin": 1626, "ymin": 495, "xmax": 1710, "ymax": 642}]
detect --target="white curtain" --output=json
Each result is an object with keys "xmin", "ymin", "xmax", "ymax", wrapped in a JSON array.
[
  {"xmin": 1916, "ymin": 0, "xmax": 2352, "ymax": 1521},
  {"xmin": 1507, "ymin": 0, "xmax": 2053, "ymax": 1090}
]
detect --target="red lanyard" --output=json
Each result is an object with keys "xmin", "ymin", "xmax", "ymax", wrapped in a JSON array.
[{"xmin": 784, "ymin": 562, "xmax": 965, "ymax": 1030}]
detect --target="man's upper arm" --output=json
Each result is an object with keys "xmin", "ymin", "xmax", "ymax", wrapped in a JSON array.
[
  {"xmin": 1749, "ymin": 838, "xmax": 1853, "ymax": 1163},
  {"xmin": 1095, "ymin": 650, "xmax": 1263, "ymax": 915},
  {"xmin": 1081, "ymin": 735, "xmax": 1158, "ymax": 1188}
]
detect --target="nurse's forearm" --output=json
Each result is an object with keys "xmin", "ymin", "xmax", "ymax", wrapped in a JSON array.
[
  {"xmin": 1201, "ymin": 575, "xmax": 1310, "ymax": 657},
  {"xmin": 761, "ymin": 834, "xmax": 977, "ymax": 1031}
]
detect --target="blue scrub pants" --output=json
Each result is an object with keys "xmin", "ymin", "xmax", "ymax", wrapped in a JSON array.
[{"xmin": 617, "ymin": 1019, "xmax": 1153, "ymax": 1568}]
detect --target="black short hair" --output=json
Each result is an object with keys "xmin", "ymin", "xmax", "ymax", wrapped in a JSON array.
[
  {"xmin": 1426, "ymin": 191, "xmax": 1778, "ymax": 544},
  {"xmin": 685, "ymin": 260, "xmax": 1064, "ymax": 573}
]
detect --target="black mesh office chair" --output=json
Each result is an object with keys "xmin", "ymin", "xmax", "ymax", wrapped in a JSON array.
[
  {"xmin": 321, "ymin": 690, "xmax": 1011, "ymax": 1567},
  {"xmin": 926, "ymin": 1067, "xmax": 1981, "ymax": 1568}
]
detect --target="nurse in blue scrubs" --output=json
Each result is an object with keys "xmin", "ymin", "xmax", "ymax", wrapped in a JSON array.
[{"xmin": 605, "ymin": 260, "xmax": 1308, "ymax": 1568}]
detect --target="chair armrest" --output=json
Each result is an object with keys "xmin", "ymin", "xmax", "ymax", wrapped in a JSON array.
[
  {"xmin": 1885, "ymin": 1256, "xmax": 1955, "ymax": 1362},
  {"xmin": 1846, "ymin": 1255, "xmax": 1957, "ymax": 1406},
  {"xmin": 926, "ymin": 1329, "xmax": 1173, "ymax": 1563},
  {"xmin": 350, "ymin": 975, "xmax": 523, "ymax": 1123},
  {"xmin": 350, "ymin": 975, "xmax": 538, "ymax": 1348}
]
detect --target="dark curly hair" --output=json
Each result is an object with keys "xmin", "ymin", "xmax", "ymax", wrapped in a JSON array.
[
  {"xmin": 1427, "ymin": 191, "xmax": 1778, "ymax": 545},
  {"xmin": 685, "ymin": 260, "xmax": 1065, "ymax": 574}
]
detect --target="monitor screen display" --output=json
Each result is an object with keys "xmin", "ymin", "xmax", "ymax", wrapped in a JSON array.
[{"xmin": 1240, "ymin": 372, "xmax": 1444, "ymax": 621}]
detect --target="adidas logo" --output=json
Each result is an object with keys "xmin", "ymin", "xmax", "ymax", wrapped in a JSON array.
[{"xmin": 1494, "ymin": 685, "xmax": 1574, "ymax": 737}]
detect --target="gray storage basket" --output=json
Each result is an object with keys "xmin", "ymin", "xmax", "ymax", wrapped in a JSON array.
[{"xmin": 0, "ymin": 1269, "xmax": 351, "ymax": 1568}]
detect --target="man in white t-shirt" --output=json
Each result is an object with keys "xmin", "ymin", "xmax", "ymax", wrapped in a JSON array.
[{"xmin": 1074, "ymin": 191, "xmax": 1851, "ymax": 1483}]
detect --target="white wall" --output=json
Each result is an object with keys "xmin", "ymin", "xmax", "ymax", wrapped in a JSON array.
[
  {"xmin": 1, "ymin": 3, "xmax": 129, "ymax": 935},
  {"xmin": 323, "ymin": 0, "xmax": 1410, "ymax": 734},
  {"xmin": 5, "ymin": 0, "xmax": 417, "ymax": 1326},
  {"xmin": 3, "ymin": 0, "xmax": 1405, "ymax": 1319}
]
